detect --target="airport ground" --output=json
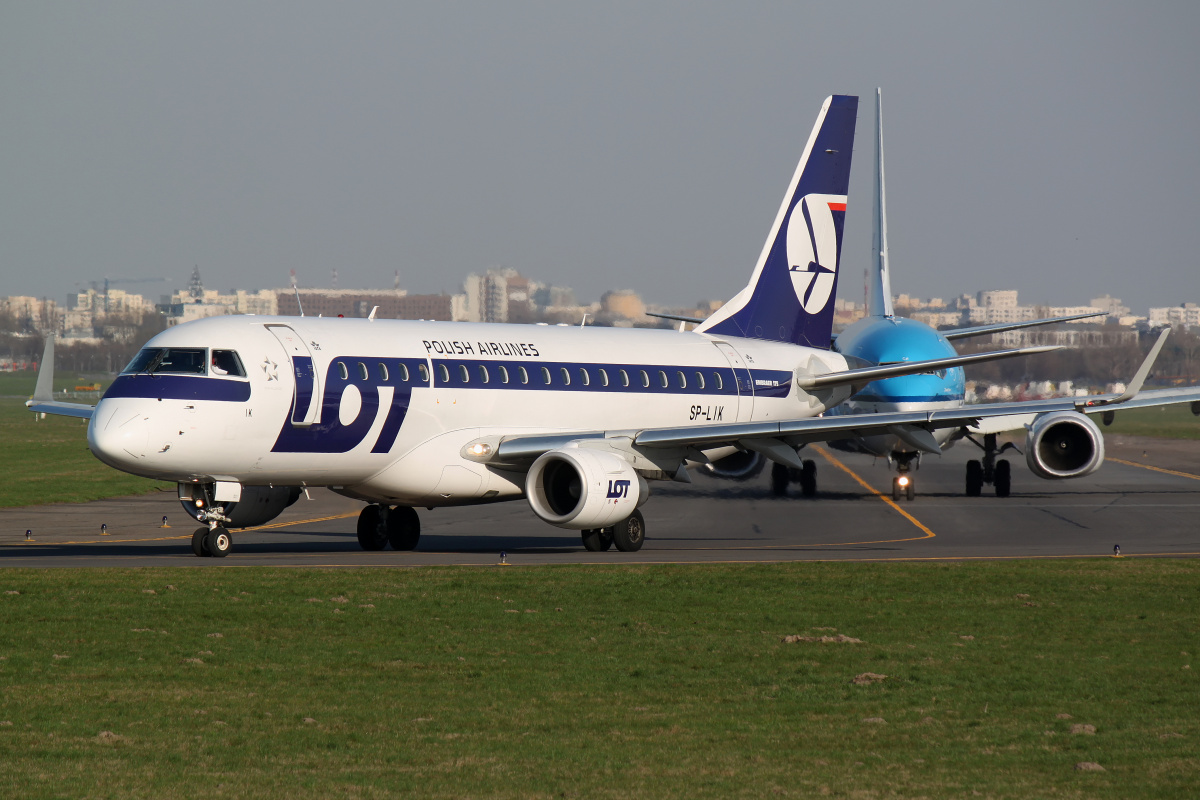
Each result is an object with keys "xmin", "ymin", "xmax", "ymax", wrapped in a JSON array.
[{"xmin": 2, "ymin": 434, "xmax": 1196, "ymax": 567}]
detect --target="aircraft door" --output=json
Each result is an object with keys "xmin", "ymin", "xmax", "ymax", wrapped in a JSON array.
[
  {"xmin": 266, "ymin": 324, "xmax": 321, "ymax": 426},
  {"xmin": 711, "ymin": 341, "xmax": 754, "ymax": 422}
]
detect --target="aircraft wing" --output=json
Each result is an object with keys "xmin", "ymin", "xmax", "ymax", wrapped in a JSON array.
[
  {"xmin": 797, "ymin": 344, "xmax": 1059, "ymax": 390},
  {"xmin": 24, "ymin": 335, "xmax": 97, "ymax": 420},
  {"xmin": 483, "ymin": 330, "xmax": 1199, "ymax": 470}
]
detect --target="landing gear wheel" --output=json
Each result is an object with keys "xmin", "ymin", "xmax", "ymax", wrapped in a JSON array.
[
  {"xmin": 906, "ymin": 479, "xmax": 915, "ymax": 501},
  {"xmin": 966, "ymin": 460, "xmax": 983, "ymax": 497},
  {"xmin": 356, "ymin": 505, "xmax": 388, "ymax": 551},
  {"xmin": 386, "ymin": 506, "xmax": 421, "ymax": 551},
  {"xmin": 799, "ymin": 459, "xmax": 817, "ymax": 497},
  {"xmin": 892, "ymin": 477, "xmax": 901, "ymax": 501},
  {"xmin": 770, "ymin": 463, "xmax": 789, "ymax": 497},
  {"xmin": 995, "ymin": 459, "xmax": 1011, "ymax": 498},
  {"xmin": 581, "ymin": 528, "xmax": 614, "ymax": 552},
  {"xmin": 204, "ymin": 527, "xmax": 231, "ymax": 558},
  {"xmin": 612, "ymin": 510, "xmax": 645, "ymax": 553},
  {"xmin": 192, "ymin": 527, "xmax": 209, "ymax": 557}
]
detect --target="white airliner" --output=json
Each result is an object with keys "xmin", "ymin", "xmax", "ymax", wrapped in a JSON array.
[{"xmin": 28, "ymin": 95, "xmax": 1197, "ymax": 558}]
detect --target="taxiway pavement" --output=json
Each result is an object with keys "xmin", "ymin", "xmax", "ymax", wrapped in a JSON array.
[{"xmin": 2, "ymin": 435, "xmax": 1197, "ymax": 568}]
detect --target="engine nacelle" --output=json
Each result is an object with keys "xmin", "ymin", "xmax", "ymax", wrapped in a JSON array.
[
  {"xmin": 526, "ymin": 448, "xmax": 647, "ymax": 530},
  {"xmin": 1024, "ymin": 411, "xmax": 1105, "ymax": 480},
  {"xmin": 179, "ymin": 484, "xmax": 302, "ymax": 528},
  {"xmin": 697, "ymin": 449, "xmax": 765, "ymax": 481}
]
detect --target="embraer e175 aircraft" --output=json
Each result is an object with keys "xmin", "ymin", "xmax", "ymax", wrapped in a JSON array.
[{"xmin": 29, "ymin": 95, "xmax": 1194, "ymax": 558}]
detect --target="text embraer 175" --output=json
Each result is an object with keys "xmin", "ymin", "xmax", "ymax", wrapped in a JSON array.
[{"xmin": 26, "ymin": 94, "xmax": 1176, "ymax": 558}]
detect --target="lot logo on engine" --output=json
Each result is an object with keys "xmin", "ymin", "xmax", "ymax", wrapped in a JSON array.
[{"xmin": 606, "ymin": 479, "xmax": 631, "ymax": 499}]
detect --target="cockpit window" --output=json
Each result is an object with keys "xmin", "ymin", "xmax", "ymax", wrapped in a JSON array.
[
  {"xmin": 210, "ymin": 350, "xmax": 246, "ymax": 377},
  {"xmin": 123, "ymin": 348, "xmax": 208, "ymax": 375}
]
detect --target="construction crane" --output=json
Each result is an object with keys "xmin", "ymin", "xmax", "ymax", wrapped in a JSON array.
[{"xmin": 88, "ymin": 277, "xmax": 166, "ymax": 313}]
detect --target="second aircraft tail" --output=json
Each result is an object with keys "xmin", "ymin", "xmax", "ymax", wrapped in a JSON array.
[{"xmin": 696, "ymin": 94, "xmax": 858, "ymax": 348}]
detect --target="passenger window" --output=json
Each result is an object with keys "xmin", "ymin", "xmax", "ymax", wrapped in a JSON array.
[
  {"xmin": 560, "ymin": 367, "xmax": 571, "ymax": 386},
  {"xmin": 677, "ymin": 371, "xmax": 686, "ymax": 389},
  {"xmin": 640, "ymin": 370, "xmax": 650, "ymax": 388},
  {"xmin": 478, "ymin": 365, "xmax": 489, "ymax": 383},
  {"xmin": 714, "ymin": 372, "xmax": 723, "ymax": 390},
  {"xmin": 619, "ymin": 369, "xmax": 630, "ymax": 387},
  {"xmin": 658, "ymin": 370, "xmax": 668, "ymax": 388},
  {"xmin": 459, "ymin": 364, "xmax": 470, "ymax": 383},
  {"xmin": 438, "ymin": 364, "xmax": 450, "ymax": 384},
  {"xmin": 338, "ymin": 362, "xmax": 349, "ymax": 381},
  {"xmin": 499, "ymin": 365, "xmax": 510, "ymax": 384},
  {"xmin": 599, "ymin": 368, "xmax": 609, "ymax": 387},
  {"xmin": 418, "ymin": 363, "xmax": 428, "ymax": 383},
  {"xmin": 210, "ymin": 350, "xmax": 246, "ymax": 377},
  {"xmin": 579, "ymin": 368, "xmax": 590, "ymax": 386},
  {"xmin": 378, "ymin": 363, "xmax": 389, "ymax": 381},
  {"xmin": 519, "ymin": 366, "xmax": 529, "ymax": 385},
  {"xmin": 695, "ymin": 371, "xmax": 705, "ymax": 390},
  {"xmin": 358, "ymin": 362, "xmax": 369, "ymax": 381},
  {"xmin": 399, "ymin": 363, "xmax": 410, "ymax": 381},
  {"xmin": 541, "ymin": 367, "xmax": 552, "ymax": 385}
]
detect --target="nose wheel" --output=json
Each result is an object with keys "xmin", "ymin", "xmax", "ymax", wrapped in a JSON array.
[{"xmin": 192, "ymin": 526, "xmax": 232, "ymax": 557}]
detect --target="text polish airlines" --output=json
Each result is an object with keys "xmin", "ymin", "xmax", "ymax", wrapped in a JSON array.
[{"xmin": 31, "ymin": 94, "xmax": 1188, "ymax": 558}]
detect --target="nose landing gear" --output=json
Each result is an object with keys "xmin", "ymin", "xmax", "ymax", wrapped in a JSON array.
[{"xmin": 192, "ymin": 524, "xmax": 232, "ymax": 557}]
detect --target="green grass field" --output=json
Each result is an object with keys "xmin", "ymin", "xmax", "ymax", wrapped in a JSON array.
[
  {"xmin": 1, "ymin": 561, "xmax": 1197, "ymax": 798},
  {"xmin": 1104, "ymin": 402, "xmax": 1200, "ymax": 440}
]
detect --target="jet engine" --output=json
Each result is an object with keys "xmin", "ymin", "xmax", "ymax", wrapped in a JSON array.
[
  {"xmin": 1024, "ymin": 411, "xmax": 1105, "ymax": 480},
  {"xmin": 179, "ymin": 484, "xmax": 302, "ymax": 528},
  {"xmin": 697, "ymin": 449, "xmax": 766, "ymax": 481},
  {"xmin": 525, "ymin": 448, "xmax": 647, "ymax": 530}
]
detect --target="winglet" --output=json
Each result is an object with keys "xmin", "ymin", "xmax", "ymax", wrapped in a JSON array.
[
  {"xmin": 31, "ymin": 334, "xmax": 55, "ymax": 402},
  {"xmin": 1096, "ymin": 328, "xmax": 1170, "ymax": 407}
]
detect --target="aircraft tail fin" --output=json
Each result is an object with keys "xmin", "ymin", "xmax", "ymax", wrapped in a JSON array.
[
  {"xmin": 867, "ymin": 88, "xmax": 894, "ymax": 319},
  {"xmin": 696, "ymin": 94, "xmax": 858, "ymax": 348}
]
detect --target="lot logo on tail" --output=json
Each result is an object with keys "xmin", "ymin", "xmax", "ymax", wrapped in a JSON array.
[{"xmin": 787, "ymin": 194, "xmax": 846, "ymax": 313}]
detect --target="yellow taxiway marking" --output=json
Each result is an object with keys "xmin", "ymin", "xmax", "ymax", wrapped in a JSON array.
[
  {"xmin": 811, "ymin": 446, "xmax": 937, "ymax": 541},
  {"xmin": 8, "ymin": 512, "xmax": 359, "ymax": 546},
  {"xmin": 1107, "ymin": 458, "xmax": 1200, "ymax": 481}
]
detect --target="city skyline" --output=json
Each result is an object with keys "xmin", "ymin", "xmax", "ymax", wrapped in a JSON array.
[{"xmin": 2, "ymin": 3, "xmax": 1198, "ymax": 314}]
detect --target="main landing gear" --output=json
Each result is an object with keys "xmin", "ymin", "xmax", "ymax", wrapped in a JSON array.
[
  {"xmin": 581, "ymin": 509, "xmax": 645, "ymax": 553},
  {"xmin": 356, "ymin": 505, "xmax": 421, "ymax": 551},
  {"xmin": 192, "ymin": 526, "xmax": 233, "ymax": 558},
  {"xmin": 770, "ymin": 460, "xmax": 817, "ymax": 498},
  {"xmin": 964, "ymin": 432, "xmax": 1017, "ymax": 497}
]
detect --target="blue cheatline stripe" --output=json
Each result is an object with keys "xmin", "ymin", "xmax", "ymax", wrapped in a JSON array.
[
  {"xmin": 424, "ymin": 358, "xmax": 792, "ymax": 398},
  {"xmin": 105, "ymin": 374, "xmax": 251, "ymax": 402}
]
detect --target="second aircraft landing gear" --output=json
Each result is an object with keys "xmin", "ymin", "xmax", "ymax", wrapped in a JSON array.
[
  {"xmin": 356, "ymin": 505, "xmax": 421, "ymax": 551},
  {"xmin": 887, "ymin": 452, "xmax": 920, "ymax": 501},
  {"xmin": 965, "ymin": 432, "xmax": 1017, "ymax": 497}
]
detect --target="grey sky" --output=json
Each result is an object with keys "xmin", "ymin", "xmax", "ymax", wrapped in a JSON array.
[{"xmin": 2, "ymin": 2, "xmax": 1197, "ymax": 313}]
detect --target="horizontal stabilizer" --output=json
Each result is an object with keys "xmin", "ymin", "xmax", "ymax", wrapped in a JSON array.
[
  {"xmin": 795, "ymin": 345, "xmax": 1060, "ymax": 390},
  {"xmin": 942, "ymin": 312, "xmax": 1107, "ymax": 341}
]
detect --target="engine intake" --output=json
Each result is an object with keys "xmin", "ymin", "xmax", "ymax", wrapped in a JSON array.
[
  {"xmin": 526, "ymin": 448, "xmax": 647, "ymax": 530},
  {"xmin": 1024, "ymin": 411, "xmax": 1105, "ymax": 480},
  {"xmin": 697, "ymin": 449, "xmax": 765, "ymax": 481}
]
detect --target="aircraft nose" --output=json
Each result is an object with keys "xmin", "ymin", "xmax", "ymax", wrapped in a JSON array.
[{"xmin": 87, "ymin": 403, "xmax": 150, "ymax": 468}]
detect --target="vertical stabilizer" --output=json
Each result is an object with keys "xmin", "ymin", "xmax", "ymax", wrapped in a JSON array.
[
  {"xmin": 868, "ymin": 88, "xmax": 894, "ymax": 319},
  {"xmin": 696, "ymin": 95, "xmax": 858, "ymax": 348}
]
